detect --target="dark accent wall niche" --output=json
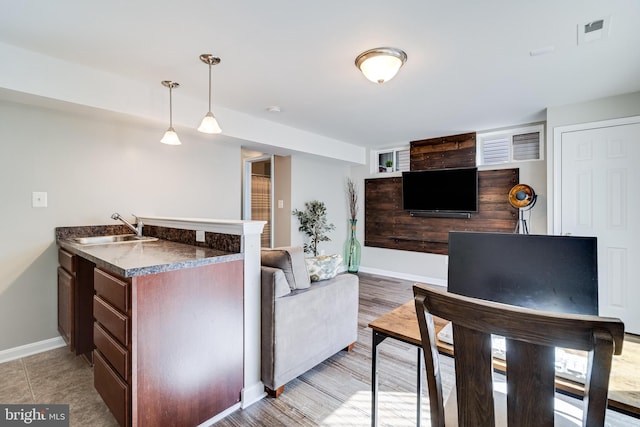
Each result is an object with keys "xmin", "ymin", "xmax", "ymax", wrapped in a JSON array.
[{"xmin": 364, "ymin": 132, "xmax": 519, "ymax": 255}]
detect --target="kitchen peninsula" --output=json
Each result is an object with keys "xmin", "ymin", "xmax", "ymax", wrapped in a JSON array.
[{"xmin": 56, "ymin": 216, "xmax": 265, "ymax": 427}]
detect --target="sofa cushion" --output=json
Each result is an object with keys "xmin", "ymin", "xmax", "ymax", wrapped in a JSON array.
[
  {"xmin": 305, "ymin": 254, "xmax": 342, "ymax": 282},
  {"xmin": 261, "ymin": 246, "xmax": 311, "ymax": 290}
]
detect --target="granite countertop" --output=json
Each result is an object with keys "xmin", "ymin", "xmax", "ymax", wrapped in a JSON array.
[{"xmin": 58, "ymin": 238, "xmax": 243, "ymax": 278}]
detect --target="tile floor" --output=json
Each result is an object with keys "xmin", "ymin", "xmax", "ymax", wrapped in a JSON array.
[{"xmin": 0, "ymin": 347, "xmax": 117, "ymax": 427}]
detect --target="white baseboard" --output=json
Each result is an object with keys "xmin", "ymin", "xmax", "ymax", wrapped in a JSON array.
[
  {"xmin": 358, "ymin": 266, "xmax": 447, "ymax": 288},
  {"xmin": 0, "ymin": 336, "xmax": 66, "ymax": 364},
  {"xmin": 241, "ymin": 382, "xmax": 266, "ymax": 409}
]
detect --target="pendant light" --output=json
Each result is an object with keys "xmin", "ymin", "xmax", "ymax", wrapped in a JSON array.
[
  {"xmin": 198, "ymin": 54, "xmax": 222, "ymax": 134},
  {"xmin": 355, "ymin": 47, "xmax": 407, "ymax": 84},
  {"xmin": 160, "ymin": 80, "xmax": 181, "ymax": 145}
]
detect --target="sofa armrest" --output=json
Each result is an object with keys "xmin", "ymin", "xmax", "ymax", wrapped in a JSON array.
[{"xmin": 261, "ymin": 266, "xmax": 291, "ymax": 299}]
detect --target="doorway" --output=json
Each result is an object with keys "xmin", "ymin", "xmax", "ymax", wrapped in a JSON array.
[
  {"xmin": 554, "ymin": 116, "xmax": 640, "ymax": 333},
  {"xmin": 243, "ymin": 152, "xmax": 292, "ymax": 249},
  {"xmin": 244, "ymin": 156, "xmax": 272, "ymax": 248}
]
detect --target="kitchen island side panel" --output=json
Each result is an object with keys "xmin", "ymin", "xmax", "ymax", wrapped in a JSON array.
[{"xmin": 131, "ymin": 259, "xmax": 244, "ymax": 427}]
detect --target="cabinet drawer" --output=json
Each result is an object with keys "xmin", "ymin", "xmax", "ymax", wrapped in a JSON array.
[
  {"xmin": 58, "ymin": 249, "xmax": 75, "ymax": 274},
  {"xmin": 94, "ymin": 322, "xmax": 129, "ymax": 381},
  {"xmin": 94, "ymin": 269, "xmax": 129, "ymax": 312},
  {"xmin": 94, "ymin": 350, "xmax": 129, "ymax": 427},
  {"xmin": 93, "ymin": 296, "xmax": 128, "ymax": 345}
]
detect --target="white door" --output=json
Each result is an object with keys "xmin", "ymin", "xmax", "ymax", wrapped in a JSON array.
[{"xmin": 558, "ymin": 119, "xmax": 640, "ymax": 333}]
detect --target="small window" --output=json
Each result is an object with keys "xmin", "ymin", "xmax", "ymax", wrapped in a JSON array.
[
  {"xmin": 372, "ymin": 147, "xmax": 410, "ymax": 174},
  {"xmin": 477, "ymin": 124, "xmax": 544, "ymax": 166},
  {"xmin": 395, "ymin": 149, "xmax": 410, "ymax": 172}
]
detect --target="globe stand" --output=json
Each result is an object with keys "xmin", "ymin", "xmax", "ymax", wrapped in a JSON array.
[{"xmin": 514, "ymin": 207, "xmax": 532, "ymax": 234}]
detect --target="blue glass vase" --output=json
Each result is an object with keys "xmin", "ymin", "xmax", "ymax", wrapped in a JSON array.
[{"xmin": 343, "ymin": 219, "xmax": 361, "ymax": 273}]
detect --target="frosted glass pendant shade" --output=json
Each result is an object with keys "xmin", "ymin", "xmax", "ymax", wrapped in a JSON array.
[
  {"xmin": 160, "ymin": 81, "xmax": 181, "ymax": 145},
  {"xmin": 198, "ymin": 112, "xmax": 222, "ymax": 134},
  {"xmin": 161, "ymin": 127, "xmax": 182, "ymax": 145},
  {"xmin": 355, "ymin": 47, "xmax": 407, "ymax": 84}
]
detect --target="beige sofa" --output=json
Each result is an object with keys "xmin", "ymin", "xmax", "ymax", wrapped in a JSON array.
[{"xmin": 260, "ymin": 246, "xmax": 359, "ymax": 397}]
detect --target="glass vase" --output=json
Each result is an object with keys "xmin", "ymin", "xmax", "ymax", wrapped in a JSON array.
[{"xmin": 343, "ymin": 219, "xmax": 361, "ymax": 273}]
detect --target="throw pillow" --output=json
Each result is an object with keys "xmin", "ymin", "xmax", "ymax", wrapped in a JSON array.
[
  {"xmin": 261, "ymin": 246, "xmax": 311, "ymax": 290},
  {"xmin": 305, "ymin": 254, "xmax": 343, "ymax": 282}
]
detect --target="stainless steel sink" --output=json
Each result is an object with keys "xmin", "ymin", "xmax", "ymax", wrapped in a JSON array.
[{"xmin": 73, "ymin": 234, "xmax": 158, "ymax": 245}]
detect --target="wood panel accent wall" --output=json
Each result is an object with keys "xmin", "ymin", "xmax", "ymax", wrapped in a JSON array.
[
  {"xmin": 410, "ymin": 132, "xmax": 476, "ymax": 170},
  {"xmin": 364, "ymin": 131, "xmax": 519, "ymax": 255},
  {"xmin": 365, "ymin": 169, "xmax": 519, "ymax": 254}
]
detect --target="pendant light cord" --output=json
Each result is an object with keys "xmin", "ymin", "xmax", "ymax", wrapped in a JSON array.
[
  {"xmin": 208, "ymin": 62, "xmax": 212, "ymax": 112},
  {"xmin": 169, "ymin": 85, "xmax": 173, "ymax": 127}
]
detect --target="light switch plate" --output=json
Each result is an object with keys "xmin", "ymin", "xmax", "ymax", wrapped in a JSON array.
[
  {"xmin": 32, "ymin": 191, "xmax": 48, "ymax": 208},
  {"xmin": 278, "ymin": 200, "xmax": 284, "ymax": 209},
  {"xmin": 196, "ymin": 230, "xmax": 205, "ymax": 242}
]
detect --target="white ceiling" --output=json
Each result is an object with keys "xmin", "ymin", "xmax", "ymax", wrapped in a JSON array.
[{"xmin": 1, "ymin": 0, "xmax": 640, "ymax": 150}]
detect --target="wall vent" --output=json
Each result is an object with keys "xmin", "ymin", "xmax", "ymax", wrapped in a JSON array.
[
  {"xmin": 578, "ymin": 16, "xmax": 611, "ymax": 44},
  {"xmin": 585, "ymin": 20, "xmax": 604, "ymax": 33}
]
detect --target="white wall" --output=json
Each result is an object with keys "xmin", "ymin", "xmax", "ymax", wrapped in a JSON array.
[
  {"xmin": 546, "ymin": 91, "xmax": 640, "ymax": 232},
  {"xmin": 0, "ymin": 99, "xmax": 241, "ymax": 351},
  {"xmin": 290, "ymin": 154, "xmax": 351, "ymax": 257}
]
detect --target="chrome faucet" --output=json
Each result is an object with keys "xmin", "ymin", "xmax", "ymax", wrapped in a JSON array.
[{"xmin": 111, "ymin": 213, "xmax": 143, "ymax": 236}]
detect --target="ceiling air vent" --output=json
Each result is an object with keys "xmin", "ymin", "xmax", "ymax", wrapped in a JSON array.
[{"xmin": 578, "ymin": 16, "xmax": 611, "ymax": 45}]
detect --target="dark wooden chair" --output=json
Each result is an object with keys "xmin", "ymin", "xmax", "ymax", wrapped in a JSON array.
[{"xmin": 413, "ymin": 283, "xmax": 625, "ymax": 427}]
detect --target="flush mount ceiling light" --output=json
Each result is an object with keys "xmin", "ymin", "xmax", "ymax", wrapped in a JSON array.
[
  {"xmin": 197, "ymin": 54, "xmax": 222, "ymax": 134},
  {"xmin": 355, "ymin": 47, "xmax": 407, "ymax": 84},
  {"xmin": 160, "ymin": 80, "xmax": 181, "ymax": 145}
]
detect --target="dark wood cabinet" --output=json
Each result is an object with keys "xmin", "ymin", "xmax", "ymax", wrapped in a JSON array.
[
  {"xmin": 88, "ymin": 260, "xmax": 244, "ymax": 427},
  {"xmin": 57, "ymin": 249, "xmax": 96, "ymax": 359},
  {"xmin": 57, "ymin": 235, "xmax": 244, "ymax": 427},
  {"xmin": 93, "ymin": 268, "xmax": 131, "ymax": 427},
  {"xmin": 57, "ymin": 262, "xmax": 74, "ymax": 349},
  {"xmin": 130, "ymin": 260, "xmax": 244, "ymax": 427},
  {"xmin": 94, "ymin": 350, "xmax": 130, "ymax": 427}
]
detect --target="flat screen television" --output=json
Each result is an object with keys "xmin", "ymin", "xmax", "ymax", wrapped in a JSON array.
[
  {"xmin": 447, "ymin": 231, "xmax": 598, "ymax": 315},
  {"xmin": 402, "ymin": 167, "xmax": 478, "ymax": 213}
]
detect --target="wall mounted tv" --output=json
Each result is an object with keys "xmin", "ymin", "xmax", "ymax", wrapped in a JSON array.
[
  {"xmin": 402, "ymin": 167, "xmax": 478, "ymax": 217},
  {"xmin": 447, "ymin": 231, "xmax": 598, "ymax": 315}
]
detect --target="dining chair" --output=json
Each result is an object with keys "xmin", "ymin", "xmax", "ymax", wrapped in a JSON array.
[{"xmin": 413, "ymin": 283, "xmax": 624, "ymax": 427}]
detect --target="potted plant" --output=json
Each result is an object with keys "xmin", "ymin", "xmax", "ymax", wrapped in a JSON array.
[
  {"xmin": 292, "ymin": 200, "xmax": 335, "ymax": 256},
  {"xmin": 385, "ymin": 159, "xmax": 393, "ymax": 172}
]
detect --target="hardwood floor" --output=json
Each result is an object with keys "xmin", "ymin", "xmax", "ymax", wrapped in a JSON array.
[
  {"xmin": 1, "ymin": 272, "xmax": 637, "ymax": 426},
  {"xmin": 213, "ymin": 273, "xmax": 639, "ymax": 427},
  {"xmin": 214, "ymin": 272, "xmax": 434, "ymax": 427}
]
